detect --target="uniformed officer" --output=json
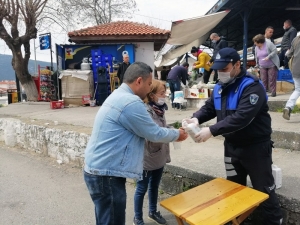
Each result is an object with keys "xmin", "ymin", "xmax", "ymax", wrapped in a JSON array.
[{"xmin": 183, "ymin": 48, "xmax": 283, "ymax": 225}]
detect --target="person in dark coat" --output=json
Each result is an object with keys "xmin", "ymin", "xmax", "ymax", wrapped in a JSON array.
[
  {"xmin": 279, "ymin": 20, "xmax": 297, "ymax": 69},
  {"xmin": 117, "ymin": 54, "xmax": 131, "ymax": 84},
  {"xmin": 207, "ymin": 33, "xmax": 228, "ymax": 82},
  {"xmin": 183, "ymin": 48, "xmax": 283, "ymax": 225},
  {"xmin": 167, "ymin": 62, "xmax": 189, "ymax": 109}
]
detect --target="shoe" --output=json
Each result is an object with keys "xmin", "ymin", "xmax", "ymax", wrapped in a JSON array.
[
  {"xmin": 133, "ymin": 217, "xmax": 144, "ymax": 225},
  {"xmin": 282, "ymin": 107, "xmax": 291, "ymax": 120},
  {"xmin": 148, "ymin": 211, "xmax": 166, "ymax": 225},
  {"xmin": 271, "ymin": 92, "xmax": 276, "ymax": 97}
]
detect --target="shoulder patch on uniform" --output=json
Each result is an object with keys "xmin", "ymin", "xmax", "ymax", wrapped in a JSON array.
[{"xmin": 250, "ymin": 94, "xmax": 259, "ymax": 105}]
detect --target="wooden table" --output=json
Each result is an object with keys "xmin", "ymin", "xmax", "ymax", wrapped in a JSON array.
[{"xmin": 160, "ymin": 178, "xmax": 269, "ymax": 225}]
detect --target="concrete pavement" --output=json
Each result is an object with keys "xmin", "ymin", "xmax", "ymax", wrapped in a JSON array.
[{"xmin": 0, "ymin": 144, "xmax": 177, "ymax": 225}]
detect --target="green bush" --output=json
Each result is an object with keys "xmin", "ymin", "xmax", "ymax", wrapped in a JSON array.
[{"xmin": 173, "ymin": 121, "xmax": 181, "ymax": 129}]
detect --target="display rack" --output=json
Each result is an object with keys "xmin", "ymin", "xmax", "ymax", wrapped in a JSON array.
[{"xmin": 37, "ymin": 65, "xmax": 55, "ymax": 101}]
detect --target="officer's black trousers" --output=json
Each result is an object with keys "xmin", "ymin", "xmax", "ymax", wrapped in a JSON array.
[{"xmin": 224, "ymin": 140, "xmax": 283, "ymax": 225}]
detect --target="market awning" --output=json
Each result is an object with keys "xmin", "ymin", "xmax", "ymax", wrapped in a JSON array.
[{"xmin": 155, "ymin": 10, "xmax": 230, "ymax": 67}]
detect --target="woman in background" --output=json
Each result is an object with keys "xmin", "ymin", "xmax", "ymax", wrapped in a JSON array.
[{"xmin": 253, "ymin": 34, "xmax": 280, "ymax": 97}]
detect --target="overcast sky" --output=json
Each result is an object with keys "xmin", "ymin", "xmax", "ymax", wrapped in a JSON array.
[{"xmin": 0, "ymin": 0, "xmax": 217, "ymax": 63}]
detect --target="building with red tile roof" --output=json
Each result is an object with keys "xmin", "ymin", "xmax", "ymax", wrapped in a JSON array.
[{"xmin": 68, "ymin": 21, "xmax": 170, "ymax": 51}]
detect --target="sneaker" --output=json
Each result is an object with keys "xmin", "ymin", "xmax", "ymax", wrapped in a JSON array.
[
  {"xmin": 282, "ymin": 107, "xmax": 291, "ymax": 120},
  {"xmin": 271, "ymin": 92, "xmax": 276, "ymax": 97},
  {"xmin": 148, "ymin": 211, "xmax": 166, "ymax": 225},
  {"xmin": 133, "ymin": 217, "xmax": 144, "ymax": 225}
]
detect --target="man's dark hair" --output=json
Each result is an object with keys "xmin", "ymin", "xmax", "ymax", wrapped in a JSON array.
[
  {"xmin": 285, "ymin": 20, "xmax": 292, "ymax": 25},
  {"xmin": 252, "ymin": 34, "xmax": 265, "ymax": 44},
  {"xmin": 182, "ymin": 62, "xmax": 189, "ymax": 67},
  {"xmin": 191, "ymin": 46, "xmax": 199, "ymax": 53},
  {"xmin": 265, "ymin": 26, "xmax": 274, "ymax": 30},
  {"xmin": 123, "ymin": 62, "xmax": 153, "ymax": 84}
]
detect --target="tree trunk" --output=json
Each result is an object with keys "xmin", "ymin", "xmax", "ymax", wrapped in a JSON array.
[{"xmin": 11, "ymin": 46, "xmax": 38, "ymax": 101}]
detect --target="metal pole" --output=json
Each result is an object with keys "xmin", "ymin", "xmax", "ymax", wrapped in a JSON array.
[
  {"xmin": 34, "ymin": 39, "xmax": 37, "ymax": 76},
  {"xmin": 50, "ymin": 33, "xmax": 53, "ymax": 71},
  {"xmin": 243, "ymin": 8, "xmax": 249, "ymax": 69}
]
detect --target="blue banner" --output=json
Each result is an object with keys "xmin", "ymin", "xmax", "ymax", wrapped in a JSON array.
[{"xmin": 39, "ymin": 35, "xmax": 51, "ymax": 50}]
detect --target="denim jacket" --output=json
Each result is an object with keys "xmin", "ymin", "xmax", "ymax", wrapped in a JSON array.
[{"xmin": 84, "ymin": 83, "xmax": 179, "ymax": 180}]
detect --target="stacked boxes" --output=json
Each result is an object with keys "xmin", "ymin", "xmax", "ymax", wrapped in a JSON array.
[{"xmin": 91, "ymin": 49, "xmax": 114, "ymax": 105}]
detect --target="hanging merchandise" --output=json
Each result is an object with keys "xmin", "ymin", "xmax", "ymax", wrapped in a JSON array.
[{"xmin": 38, "ymin": 65, "xmax": 55, "ymax": 101}]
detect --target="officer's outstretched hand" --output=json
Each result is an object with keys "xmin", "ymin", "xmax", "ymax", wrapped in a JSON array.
[
  {"xmin": 176, "ymin": 128, "xmax": 188, "ymax": 142},
  {"xmin": 194, "ymin": 127, "xmax": 212, "ymax": 143}
]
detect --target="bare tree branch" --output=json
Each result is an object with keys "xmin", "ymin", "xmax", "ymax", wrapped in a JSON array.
[{"xmin": 57, "ymin": 0, "xmax": 137, "ymax": 26}]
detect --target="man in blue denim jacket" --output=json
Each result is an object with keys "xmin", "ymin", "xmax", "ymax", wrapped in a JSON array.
[{"xmin": 84, "ymin": 62, "xmax": 188, "ymax": 225}]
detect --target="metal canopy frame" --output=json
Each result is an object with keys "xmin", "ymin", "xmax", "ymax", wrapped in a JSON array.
[{"xmin": 205, "ymin": 0, "xmax": 300, "ymax": 68}]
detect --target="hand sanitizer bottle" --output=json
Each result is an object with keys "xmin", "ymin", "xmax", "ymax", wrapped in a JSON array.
[
  {"xmin": 185, "ymin": 123, "xmax": 201, "ymax": 142},
  {"xmin": 272, "ymin": 165, "xmax": 282, "ymax": 189}
]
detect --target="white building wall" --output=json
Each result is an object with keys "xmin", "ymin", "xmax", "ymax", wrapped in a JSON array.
[{"xmin": 133, "ymin": 42, "xmax": 155, "ymax": 71}]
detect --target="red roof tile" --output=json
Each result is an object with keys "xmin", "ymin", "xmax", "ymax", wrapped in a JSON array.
[{"xmin": 68, "ymin": 21, "xmax": 170, "ymax": 37}]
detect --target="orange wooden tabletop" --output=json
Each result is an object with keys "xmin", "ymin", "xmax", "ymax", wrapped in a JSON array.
[{"xmin": 160, "ymin": 178, "xmax": 269, "ymax": 225}]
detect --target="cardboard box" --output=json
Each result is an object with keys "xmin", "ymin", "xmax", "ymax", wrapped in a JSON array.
[
  {"xmin": 60, "ymin": 70, "xmax": 94, "ymax": 106},
  {"xmin": 185, "ymin": 88, "xmax": 208, "ymax": 99},
  {"xmin": 50, "ymin": 101, "xmax": 64, "ymax": 109}
]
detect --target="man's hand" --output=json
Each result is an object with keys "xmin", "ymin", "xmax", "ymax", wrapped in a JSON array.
[
  {"xmin": 176, "ymin": 128, "xmax": 188, "ymax": 142},
  {"xmin": 192, "ymin": 65, "xmax": 196, "ymax": 69},
  {"xmin": 206, "ymin": 61, "xmax": 212, "ymax": 65},
  {"xmin": 194, "ymin": 127, "xmax": 212, "ymax": 143}
]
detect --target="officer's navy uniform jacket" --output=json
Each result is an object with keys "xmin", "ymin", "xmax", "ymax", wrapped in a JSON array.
[{"xmin": 193, "ymin": 68, "xmax": 271, "ymax": 146}]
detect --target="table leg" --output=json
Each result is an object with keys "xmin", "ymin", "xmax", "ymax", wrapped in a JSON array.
[
  {"xmin": 231, "ymin": 218, "xmax": 240, "ymax": 225},
  {"xmin": 236, "ymin": 206, "xmax": 258, "ymax": 224},
  {"xmin": 175, "ymin": 216, "xmax": 184, "ymax": 225}
]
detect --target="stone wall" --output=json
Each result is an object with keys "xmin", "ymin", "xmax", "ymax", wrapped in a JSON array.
[{"xmin": 0, "ymin": 118, "xmax": 88, "ymax": 166}]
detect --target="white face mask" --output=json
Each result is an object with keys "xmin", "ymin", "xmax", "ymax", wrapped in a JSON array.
[
  {"xmin": 212, "ymin": 39, "xmax": 217, "ymax": 43},
  {"xmin": 218, "ymin": 66, "xmax": 235, "ymax": 83},
  {"xmin": 156, "ymin": 97, "xmax": 165, "ymax": 105}
]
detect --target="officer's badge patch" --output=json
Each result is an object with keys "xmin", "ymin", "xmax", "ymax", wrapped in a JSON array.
[
  {"xmin": 250, "ymin": 94, "xmax": 259, "ymax": 105},
  {"xmin": 216, "ymin": 53, "xmax": 221, "ymax": 59}
]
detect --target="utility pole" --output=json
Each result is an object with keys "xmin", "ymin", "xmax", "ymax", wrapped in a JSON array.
[{"xmin": 33, "ymin": 39, "xmax": 37, "ymax": 76}]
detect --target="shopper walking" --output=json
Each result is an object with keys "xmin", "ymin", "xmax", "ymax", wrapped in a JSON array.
[{"xmin": 283, "ymin": 35, "xmax": 300, "ymax": 120}]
